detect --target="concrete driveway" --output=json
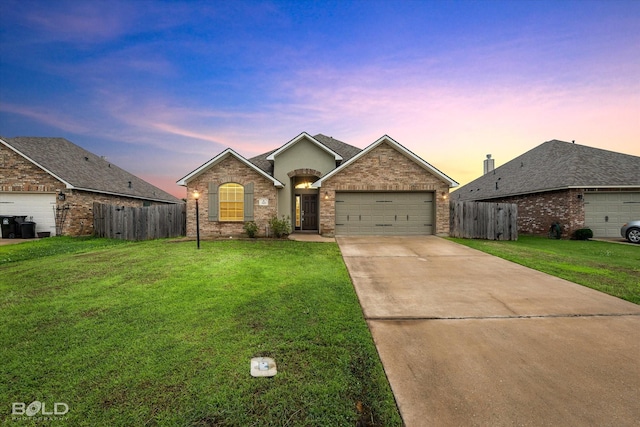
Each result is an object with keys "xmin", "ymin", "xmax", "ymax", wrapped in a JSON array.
[{"xmin": 337, "ymin": 236, "xmax": 640, "ymax": 426}]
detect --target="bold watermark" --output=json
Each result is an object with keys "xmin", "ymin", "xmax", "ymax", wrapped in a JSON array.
[{"xmin": 11, "ymin": 401, "xmax": 69, "ymax": 421}]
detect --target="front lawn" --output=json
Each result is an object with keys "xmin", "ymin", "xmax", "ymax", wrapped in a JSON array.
[
  {"xmin": 0, "ymin": 237, "xmax": 401, "ymax": 426},
  {"xmin": 448, "ymin": 236, "xmax": 640, "ymax": 304}
]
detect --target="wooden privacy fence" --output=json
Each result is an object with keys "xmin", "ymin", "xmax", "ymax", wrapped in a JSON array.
[
  {"xmin": 450, "ymin": 201, "xmax": 518, "ymax": 240},
  {"xmin": 93, "ymin": 202, "xmax": 186, "ymax": 240}
]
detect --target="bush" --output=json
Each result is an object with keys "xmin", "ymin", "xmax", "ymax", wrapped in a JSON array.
[
  {"xmin": 269, "ymin": 216, "xmax": 291, "ymax": 238},
  {"xmin": 573, "ymin": 228, "xmax": 593, "ymax": 240},
  {"xmin": 243, "ymin": 221, "xmax": 259, "ymax": 238}
]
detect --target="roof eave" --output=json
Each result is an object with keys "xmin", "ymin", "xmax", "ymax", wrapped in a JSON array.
[
  {"xmin": 454, "ymin": 184, "xmax": 640, "ymax": 201},
  {"xmin": 312, "ymin": 135, "xmax": 458, "ymax": 188},
  {"xmin": 177, "ymin": 148, "xmax": 284, "ymax": 188},
  {"xmin": 571, "ymin": 185, "xmax": 640, "ymax": 190},
  {"xmin": 72, "ymin": 187, "xmax": 182, "ymax": 203}
]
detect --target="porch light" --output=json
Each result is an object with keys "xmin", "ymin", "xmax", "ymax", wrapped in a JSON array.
[
  {"xmin": 193, "ymin": 191, "xmax": 200, "ymax": 249},
  {"xmin": 324, "ymin": 192, "xmax": 329, "ymax": 200}
]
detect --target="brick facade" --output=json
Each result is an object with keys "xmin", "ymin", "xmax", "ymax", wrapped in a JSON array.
[
  {"xmin": 319, "ymin": 142, "xmax": 451, "ymax": 236},
  {"xmin": 1, "ymin": 144, "xmax": 63, "ymax": 193},
  {"xmin": 1, "ymin": 144, "xmax": 174, "ymax": 236},
  {"xmin": 59, "ymin": 190, "xmax": 166, "ymax": 236},
  {"xmin": 485, "ymin": 188, "xmax": 585, "ymax": 237},
  {"xmin": 186, "ymin": 156, "xmax": 278, "ymax": 237}
]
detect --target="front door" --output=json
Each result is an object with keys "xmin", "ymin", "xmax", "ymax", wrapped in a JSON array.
[{"xmin": 301, "ymin": 194, "xmax": 318, "ymax": 230}]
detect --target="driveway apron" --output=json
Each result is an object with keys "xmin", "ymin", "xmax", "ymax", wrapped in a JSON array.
[{"xmin": 337, "ymin": 236, "xmax": 640, "ymax": 427}]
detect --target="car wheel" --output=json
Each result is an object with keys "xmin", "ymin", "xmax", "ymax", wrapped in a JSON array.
[{"xmin": 627, "ymin": 228, "xmax": 640, "ymax": 244}]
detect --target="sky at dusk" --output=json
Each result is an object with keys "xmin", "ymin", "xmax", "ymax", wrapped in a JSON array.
[{"xmin": 1, "ymin": 0, "xmax": 639, "ymax": 199}]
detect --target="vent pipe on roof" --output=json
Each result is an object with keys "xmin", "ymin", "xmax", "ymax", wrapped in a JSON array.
[{"xmin": 483, "ymin": 154, "xmax": 495, "ymax": 175}]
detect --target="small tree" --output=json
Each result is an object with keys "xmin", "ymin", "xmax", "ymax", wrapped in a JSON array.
[{"xmin": 269, "ymin": 216, "xmax": 291, "ymax": 238}]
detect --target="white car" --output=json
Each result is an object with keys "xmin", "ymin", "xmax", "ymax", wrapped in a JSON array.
[{"xmin": 621, "ymin": 221, "xmax": 640, "ymax": 244}]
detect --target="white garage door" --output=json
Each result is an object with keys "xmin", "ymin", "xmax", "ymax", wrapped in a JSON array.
[
  {"xmin": 335, "ymin": 192, "xmax": 434, "ymax": 235},
  {"xmin": 584, "ymin": 192, "xmax": 640, "ymax": 238},
  {"xmin": 0, "ymin": 193, "xmax": 57, "ymax": 237}
]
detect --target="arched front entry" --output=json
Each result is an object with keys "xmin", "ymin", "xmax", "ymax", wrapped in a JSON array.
[{"xmin": 291, "ymin": 174, "xmax": 320, "ymax": 232}]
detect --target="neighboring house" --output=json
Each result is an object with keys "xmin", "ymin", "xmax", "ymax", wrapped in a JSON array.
[
  {"xmin": 177, "ymin": 132, "xmax": 458, "ymax": 237},
  {"xmin": 453, "ymin": 140, "xmax": 640, "ymax": 238},
  {"xmin": 0, "ymin": 136, "xmax": 182, "ymax": 237}
]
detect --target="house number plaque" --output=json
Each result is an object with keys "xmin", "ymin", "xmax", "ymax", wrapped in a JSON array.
[{"xmin": 259, "ymin": 198, "xmax": 269, "ymax": 206}]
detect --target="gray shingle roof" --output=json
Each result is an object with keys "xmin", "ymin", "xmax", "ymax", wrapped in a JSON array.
[
  {"xmin": 248, "ymin": 133, "xmax": 362, "ymax": 175},
  {"xmin": 3, "ymin": 137, "xmax": 181, "ymax": 203},
  {"xmin": 453, "ymin": 139, "xmax": 640, "ymax": 201},
  {"xmin": 248, "ymin": 147, "xmax": 276, "ymax": 175},
  {"xmin": 312, "ymin": 134, "xmax": 362, "ymax": 162}
]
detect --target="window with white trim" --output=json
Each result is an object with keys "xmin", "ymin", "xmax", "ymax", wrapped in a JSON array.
[{"xmin": 219, "ymin": 183, "xmax": 244, "ymax": 221}]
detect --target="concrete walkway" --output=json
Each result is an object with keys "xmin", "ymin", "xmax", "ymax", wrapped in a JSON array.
[
  {"xmin": 0, "ymin": 238, "xmax": 40, "ymax": 245},
  {"xmin": 337, "ymin": 236, "xmax": 640, "ymax": 427}
]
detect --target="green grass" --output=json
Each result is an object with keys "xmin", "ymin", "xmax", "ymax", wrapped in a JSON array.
[
  {"xmin": 0, "ymin": 238, "xmax": 401, "ymax": 426},
  {"xmin": 0, "ymin": 236, "xmax": 130, "ymax": 264},
  {"xmin": 448, "ymin": 236, "xmax": 640, "ymax": 304}
]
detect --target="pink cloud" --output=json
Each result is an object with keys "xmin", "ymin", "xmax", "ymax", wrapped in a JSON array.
[
  {"xmin": 94, "ymin": 89, "xmax": 282, "ymax": 157},
  {"xmin": 0, "ymin": 103, "xmax": 89, "ymax": 134},
  {"xmin": 138, "ymin": 174, "xmax": 187, "ymax": 200},
  {"xmin": 23, "ymin": 2, "xmax": 137, "ymax": 43},
  {"xmin": 12, "ymin": 1, "xmax": 193, "ymax": 45}
]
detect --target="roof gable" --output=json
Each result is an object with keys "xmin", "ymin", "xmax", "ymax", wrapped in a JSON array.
[
  {"xmin": 312, "ymin": 135, "xmax": 458, "ymax": 188},
  {"xmin": 248, "ymin": 133, "xmax": 361, "ymax": 175},
  {"xmin": 453, "ymin": 140, "xmax": 640, "ymax": 201},
  {"xmin": 1, "ymin": 137, "xmax": 180, "ymax": 203},
  {"xmin": 265, "ymin": 132, "xmax": 343, "ymax": 162},
  {"xmin": 176, "ymin": 148, "xmax": 284, "ymax": 187}
]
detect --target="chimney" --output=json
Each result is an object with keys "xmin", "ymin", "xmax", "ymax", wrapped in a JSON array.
[{"xmin": 483, "ymin": 154, "xmax": 495, "ymax": 175}]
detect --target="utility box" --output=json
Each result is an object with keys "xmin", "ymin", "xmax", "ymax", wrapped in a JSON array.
[{"xmin": 250, "ymin": 357, "xmax": 277, "ymax": 377}]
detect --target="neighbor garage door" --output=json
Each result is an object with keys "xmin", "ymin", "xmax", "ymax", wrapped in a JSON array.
[
  {"xmin": 335, "ymin": 192, "xmax": 434, "ymax": 235},
  {"xmin": 584, "ymin": 192, "xmax": 640, "ymax": 238},
  {"xmin": 0, "ymin": 193, "xmax": 57, "ymax": 236}
]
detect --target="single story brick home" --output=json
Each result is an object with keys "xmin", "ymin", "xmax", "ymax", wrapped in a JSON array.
[
  {"xmin": 0, "ymin": 136, "xmax": 182, "ymax": 237},
  {"xmin": 452, "ymin": 139, "xmax": 640, "ymax": 238},
  {"xmin": 177, "ymin": 132, "xmax": 458, "ymax": 237}
]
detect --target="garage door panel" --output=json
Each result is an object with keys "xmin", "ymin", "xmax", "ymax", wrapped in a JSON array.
[
  {"xmin": 0, "ymin": 193, "xmax": 57, "ymax": 236},
  {"xmin": 584, "ymin": 192, "xmax": 640, "ymax": 238},
  {"xmin": 335, "ymin": 192, "xmax": 434, "ymax": 236}
]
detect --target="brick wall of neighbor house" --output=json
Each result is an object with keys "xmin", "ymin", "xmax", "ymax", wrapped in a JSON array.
[
  {"xmin": 319, "ymin": 142, "xmax": 451, "ymax": 236},
  {"xmin": 0, "ymin": 144, "xmax": 64, "ymax": 193},
  {"xmin": 1, "ymin": 145, "xmax": 174, "ymax": 236},
  {"xmin": 486, "ymin": 188, "xmax": 585, "ymax": 237},
  {"xmin": 186, "ymin": 156, "xmax": 278, "ymax": 238},
  {"xmin": 59, "ymin": 190, "xmax": 165, "ymax": 236}
]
